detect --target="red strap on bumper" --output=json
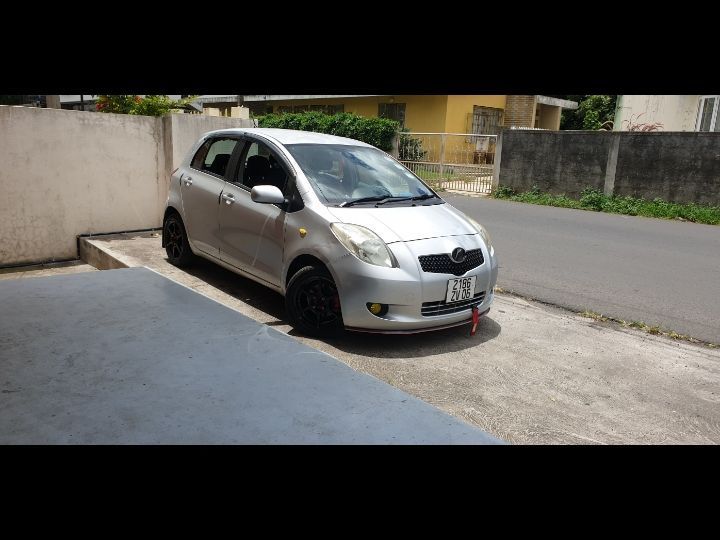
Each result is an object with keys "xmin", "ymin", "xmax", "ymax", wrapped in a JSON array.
[{"xmin": 470, "ymin": 306, "xmax": 480, "ymax": 336}]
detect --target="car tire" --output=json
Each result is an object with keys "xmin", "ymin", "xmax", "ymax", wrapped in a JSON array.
[
  {"xmin": 163, "ymin": 213, "xmax": 195, "ymax": 267},
  {"xmin": 286, "ymin": 265, "xmax": 345, "ymax": 338}
]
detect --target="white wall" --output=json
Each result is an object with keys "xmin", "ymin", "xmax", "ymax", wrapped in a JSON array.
[
  {"xmin": 614, "ymin": 95, "xmax": 700, "ymax": 131},
  {"xmin": 0, "ymin": 106, "xmax": 252, "ymax": 266}
]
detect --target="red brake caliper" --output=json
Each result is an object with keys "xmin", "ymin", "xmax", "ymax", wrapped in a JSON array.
[{"xmin": 470, "ymin": 306, "xmax": 480, "ymax": 336}]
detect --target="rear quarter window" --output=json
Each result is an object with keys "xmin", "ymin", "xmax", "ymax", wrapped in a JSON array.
[{"xmin": 191, "ymin": 138, "xmax": 239, "ymax": 177}]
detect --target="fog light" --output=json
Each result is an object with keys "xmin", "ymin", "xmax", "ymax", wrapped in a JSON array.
[{"xmin": 366, "ymin": 303, "xmax": 388, "ymax": 317}]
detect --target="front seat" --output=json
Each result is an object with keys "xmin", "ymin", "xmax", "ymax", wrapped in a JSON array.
[
  {"xmin": 264, "ymin": 166, "xmax": 287, "ymax": 191},
  {"xmin": 244, "ymin": 155, "xmax": 270, "ymax": 188}
]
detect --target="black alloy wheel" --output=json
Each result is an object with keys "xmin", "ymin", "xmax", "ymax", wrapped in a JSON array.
[
  {"xmin": 286, "ymin": 265, "xmax": 344, "ymax": 338},
  {"xmin": 163, "ymin": 214, "xmax": 194, "ymax": 267}
]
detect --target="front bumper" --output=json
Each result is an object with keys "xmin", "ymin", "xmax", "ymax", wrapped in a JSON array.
[{"xmin": 332, "ymin": 234, "xmax": 498, "ymax": 332}]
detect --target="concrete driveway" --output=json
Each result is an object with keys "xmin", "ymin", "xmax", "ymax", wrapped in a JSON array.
[
  {"xmin": 79, "ymin": 232, "xmax": 720, "ymax": 444},
  {"xmin": 0, "ymin": 267, "xmax": 500, "ymax": 444}
]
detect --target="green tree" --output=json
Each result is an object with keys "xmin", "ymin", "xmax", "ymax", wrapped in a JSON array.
[
  {"xmin": 96, "ymin": 95, "xmax": 196, "ymax": 116},
  {"xmin": 258, "ymin": 111, "xmax": 399, "ymax": 151},
  {"xmin": 558, "ymin": 95, "xmax": 617, "ymax": 130},
  {"xmin": 0, "ymin": 95, "xmax": 27, "ymax": 105}
]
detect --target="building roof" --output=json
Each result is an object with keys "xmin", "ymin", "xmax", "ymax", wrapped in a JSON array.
[
  {"xmin": 536, "ymin": 95, "xmax": 578, "ymax": 109},
  {"xmin": 242, "ymin": 95, "xmax": 379, "ymax": 102}
]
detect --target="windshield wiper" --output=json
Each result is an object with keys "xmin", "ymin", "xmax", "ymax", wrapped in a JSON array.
[
  {"xmin": 376, "ymin": 193, "xmax": 440, "ymax": 205},
  {"xmin": 338, "ymin": 195, "xmax": 396, "ymax": 207},
  {"xmin": 337, "ymin": 193, "xmax": 439, "ymax": 207},
  {"xmin": 411, "ymin": 193, "xmax": 439, "ymax": 201}
]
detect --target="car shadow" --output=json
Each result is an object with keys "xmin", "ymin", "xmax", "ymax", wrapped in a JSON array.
[
  {"xmin": 318, "ymin": 316, "xmax": 502, "ymax": 358},
  {"xmin": 171, "ymin": 256, "xmax": 502, "ymax": 356},
  {"xmin": 176, "ymin": 257, "xmax": 287, "ymax": 320}
]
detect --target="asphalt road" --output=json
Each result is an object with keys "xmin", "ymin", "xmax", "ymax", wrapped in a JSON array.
[{"xmin": 445, "ymin": 194, "xmax": 720, "ymax": 344}]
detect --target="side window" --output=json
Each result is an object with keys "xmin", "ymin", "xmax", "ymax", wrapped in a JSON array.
[
  {"xmin": 236, "ymin": 141, "xmax": 288, "ymax": 193},
  {"xmin": 190, "ymin": 138, "xmax": 238, "ymax": 178}
]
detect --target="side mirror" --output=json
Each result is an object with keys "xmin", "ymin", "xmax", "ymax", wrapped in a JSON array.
[{"xmin": 251, "ymin": 185, "xmax": 285, "ymax": 205}]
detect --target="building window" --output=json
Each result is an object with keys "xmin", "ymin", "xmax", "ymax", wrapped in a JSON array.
[
  {"xmin": 378, "ymin": 103, "xmax": 406, "ymax": 127},
  {"xmin": 696, "ymin": 96, "xmax": 720, "ymax": 132},
  {"xmin": 470, "ymin": 106, "xmax": 503, "ymax": 135}
]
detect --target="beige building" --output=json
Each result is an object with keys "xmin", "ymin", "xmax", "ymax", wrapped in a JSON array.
[
  {"xmin": 614, "ymin": 95, "xmax": 720, "ymax": 131},
  {"xmin": 240, "ymin": 95, "xmax": 578, "ymax": 133}
]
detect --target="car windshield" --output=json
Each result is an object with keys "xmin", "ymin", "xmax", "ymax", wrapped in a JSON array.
[{"xmin": 285, "ymin": 144, "xmax": 441, "ymax": 206}]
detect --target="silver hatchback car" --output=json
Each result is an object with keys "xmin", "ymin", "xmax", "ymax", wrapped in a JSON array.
[{"xmin": 163, "ymin": 128, "xmax": 498, "ymax": 337}]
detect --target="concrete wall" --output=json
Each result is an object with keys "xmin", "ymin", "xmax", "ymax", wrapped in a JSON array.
[
  {"xmin": 497, "ymin": 130, "xmax": 612, "ymax": 198},
  {"xmin": 497, "ymin": 129, "xmax": 720, "ymax": 205},
  {"xmin": 0, "ymin": 106, "xmax": 252, "ymax": 266},
  {"xmin": 204, "ymin": 106, "xmax": 250, "ymax": 119},
  {"xmin": 613, "ymin": 133, "xmax": 720, "ymax": 206},
  {"xmin": 614, "ymin": 95, "xmax": 700, "ymax": 131}
]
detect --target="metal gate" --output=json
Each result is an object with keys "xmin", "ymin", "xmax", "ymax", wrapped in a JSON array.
[{"xmin": 399, "ymin": 132, "xmax": 496, "ymax": 194}]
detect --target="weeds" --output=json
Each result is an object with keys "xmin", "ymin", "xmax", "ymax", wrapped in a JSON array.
[
  {"xmin": 493, "ymin": 289, "xmax": 718, "ymax": 347},
  {"xmin": 494, "ymin": 187, "xmax": 720, "ymax": 225},
  {"xmin": 579, "ymin": 312, "xmax": 710, "ymax": 345}
]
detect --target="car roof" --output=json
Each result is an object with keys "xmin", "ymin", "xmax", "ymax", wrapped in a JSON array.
[{"xmin": 203, "ymin": 128, "xmax": 375, "ymax": 148}]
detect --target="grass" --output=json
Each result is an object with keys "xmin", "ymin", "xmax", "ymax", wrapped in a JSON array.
[
  {"xmin": 493, "ymin": 186, "xmax": 720, "ymax": 225},
  {"xmin": 412, "ymin": 165, "xmax": 455, "ymax": 182},
  {"xmin": 577, "ymin": 309, "xmax": 714, "ymax": 345}
]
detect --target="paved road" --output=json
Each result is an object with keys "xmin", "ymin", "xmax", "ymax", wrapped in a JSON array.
[{"xmin": 445, "ymin": 195, "xmax": 720, "ymax": 344}]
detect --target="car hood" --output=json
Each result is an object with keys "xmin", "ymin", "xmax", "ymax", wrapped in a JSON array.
[{"xmin": 326, "ymin": 203, "xmax": 477, "ymax": 243}]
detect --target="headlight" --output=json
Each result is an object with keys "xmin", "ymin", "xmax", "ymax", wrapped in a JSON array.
[
  {"xmin": 330, "ymin": 223, "xmax": 397, "ymax": 268},
  {"xmin": 465, "ymin": 216, "xmax": 494, "ymax": 255}
]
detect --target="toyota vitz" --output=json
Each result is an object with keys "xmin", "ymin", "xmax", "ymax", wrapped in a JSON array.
[{"xmin": 163, "ymin": 128, "xmax": 498, "ymax": 337}]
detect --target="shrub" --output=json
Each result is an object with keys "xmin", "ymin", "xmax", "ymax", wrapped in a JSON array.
[
  {"xmin": 399, "ymin": 130, "xmax": 427, "ymax": 161},
  {"xmin": 96, "ymin": 95, "xmax": 196, "ymax": 116},
  {"xmin": 579, "ymin": 188, "xmax": 606, "ymax": 211},
  {"xmin": 494, "ymin": 186, "xmax": 516, "ymax": 198},
  {"xmin": 492, "ymin": 186, "xmax": 720, "ymax": 225},
  {"xmin": 258, "ymin": 112, "xmax": 399, "ymax": 152}
]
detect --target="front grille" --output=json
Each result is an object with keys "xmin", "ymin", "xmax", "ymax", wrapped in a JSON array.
[
  {"xmin": 418, "ymin": 249, "xmax": 484, "ymax": 276},
  {"xmin": 421, "ymin": 292, "xmax": 486, "ymax": 317}
]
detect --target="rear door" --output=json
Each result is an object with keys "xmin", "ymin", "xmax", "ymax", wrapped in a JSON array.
[{"xmin": 180, "ymin": 136, "xmax": 242, "ymax": 256}]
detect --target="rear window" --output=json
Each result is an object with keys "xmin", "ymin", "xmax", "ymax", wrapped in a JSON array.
[{"xmin": 191, "ymin": 138, "xmax": 239, "ymax": 177}]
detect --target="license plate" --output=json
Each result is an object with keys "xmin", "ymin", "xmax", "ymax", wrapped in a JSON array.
[{"xmin": 445, "ymin": 276, "xmax": 476, "ymax": 304}]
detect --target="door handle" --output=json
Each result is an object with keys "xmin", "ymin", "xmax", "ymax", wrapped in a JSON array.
[
  {"xmin": 184, "ymin": 176, "xmax": 193, "ymax": 187},
  {"xmin": 221, "ymin": 193, "xmax": 235, "ymax": 205}
]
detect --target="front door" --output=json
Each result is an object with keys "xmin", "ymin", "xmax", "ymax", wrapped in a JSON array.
[
  {"xmin": 180, "ymin": 137, "xmax": 240, "ymax": 256},
  {"xmin": 218, "ymin": 139, "xmax": 288, "ymax": 287}
]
